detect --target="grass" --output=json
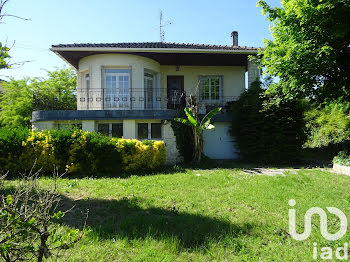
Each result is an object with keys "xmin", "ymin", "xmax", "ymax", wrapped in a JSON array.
[{"xmin": 3, "ymin": 167, "xmax": 350, "ymax": 261}]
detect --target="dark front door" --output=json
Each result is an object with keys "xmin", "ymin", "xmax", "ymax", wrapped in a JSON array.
[{"xmin": 167, "ymin": 76, "xmax": 184, "ymax": 109}]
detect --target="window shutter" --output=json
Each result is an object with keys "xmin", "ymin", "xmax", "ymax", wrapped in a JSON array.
[
  {"xmin": 220, "ymin": 76, "xmax": 223, "ymax": 102},
  {"xmin": 198, "ymin": 76, "xmax": 203, "ymax": 101},
  {"xmin": 88, "ymin": 65, "xmax": 92, "ymax": 90},
  {"xmin": 101, "ymin": 66, "xmax": 105, "ymax": 89},
  {"xmin": 101, "ymin": 66, "xmax": 105, "ymax": 109}
]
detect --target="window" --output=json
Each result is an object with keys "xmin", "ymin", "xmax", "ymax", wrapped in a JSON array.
[
  {"xmin": 144, "ymin": 72, "xmax": 154, "ymax": 109},
  {"xmin": 199, "ymin": 76, "xmax": 222, "ymax": 101},
  {"xmin": 98, "ymin": 124, "xmax": 109, "ymax": 136},
  {"xmin": 137, "ymin": 123, "xmax": 162, "ymax": 140},
  {"xmin": 151, "ymin": 123, "xmax": 161, "ymax": 139},
  {"xmin": 104, "ymin": 68, "xmax": 130, "ymax": 109},
  {"xmin": 112, "ymin": 123, "xmax": 123, "ymax": 137},
  {"xmin": 98, "ymin": 123, "xmax": 123, "ymax": 137},
  {"xmin": 137, "ymin": 123, "xmax": 148, "ymax": 140}
]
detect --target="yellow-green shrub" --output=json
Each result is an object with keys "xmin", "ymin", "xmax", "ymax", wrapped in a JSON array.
[
  {"xmin": 66, "ymin": 130, "xmax": 123, "ymax": 176},
  {"xmin": 20, "ymin": 130, "xmax": 56, "ymax": 174},
  {"xmin": 117, "ymin": 139, "xmax": 166, "ymax": 172},
  {"xmin": 0, "ymin": 128, "xmax": 166, "ymax": 177}
]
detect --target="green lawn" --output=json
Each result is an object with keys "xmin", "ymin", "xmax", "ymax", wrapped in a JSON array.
[{"xmin": 4, "ymin": 167, "xmax": 350, "ymax": 261}]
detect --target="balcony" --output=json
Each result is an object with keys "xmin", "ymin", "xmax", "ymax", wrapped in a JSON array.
[{"xmin": 33, "ymin": 88, "xmax": 239, "ymax": 112}]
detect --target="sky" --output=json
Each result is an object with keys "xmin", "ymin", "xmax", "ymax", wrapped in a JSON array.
[{"xmin": 0, "ymin": 0, "xmax": 278, "ymax": 81}]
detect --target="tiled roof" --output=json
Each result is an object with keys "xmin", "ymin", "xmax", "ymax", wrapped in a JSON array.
[{"xmin": 51, "ymin": 42, "xmax": 259, "ymax": 51}]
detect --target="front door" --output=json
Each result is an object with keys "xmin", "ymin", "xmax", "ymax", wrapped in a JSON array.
[{"xmin": 167, "ymin": 76, "xmax": 184, "ymax": 109}]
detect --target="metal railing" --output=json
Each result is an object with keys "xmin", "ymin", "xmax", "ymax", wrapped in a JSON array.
[
  {"xmin": 33, "ymin": 90, "xmax": 77, "ymax": 110},
  {"xmin": 33, "ymin": 88, "xmax": 239, "ymax": 112}
]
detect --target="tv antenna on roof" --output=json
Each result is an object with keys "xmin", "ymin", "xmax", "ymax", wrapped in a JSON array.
[{"xmin": 159, "ymin": 10, "xmax": 173, "ymax": 42}]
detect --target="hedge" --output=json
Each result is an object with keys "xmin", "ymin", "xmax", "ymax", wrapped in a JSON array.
[
  {"xmin": 0, "ymin": 128, "xmax": 166, "ymax": 177},
  {"xmin": 230, "ymin": 82, "xmax": 306, "ymax": 163}
]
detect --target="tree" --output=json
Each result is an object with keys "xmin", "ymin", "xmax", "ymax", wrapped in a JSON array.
[
  {"xmin": 257, "ymin": 0, "xmax": 350, "ymax": 103},
  {"xmin": 0, "ymin": 0, "xmax": 30, "ymax": 71},
  {"xmin": 0, "ymin": 78, "xmax": 32, "ymax": 127},
  {"xmin": 0, "ymin": 68, "xmax": 77, "ymax": 128},
  {"xmin": 0, "ymin": 42, "xmax": 10, "ymax": 70},
  {"xmin": 175, "ymin": 94, "xmax": 221, "ymax": 162},
  {"xmin": 304, "ymin": 102, "xmax": 350, "ymax": 148},
  {"xmin": 230, "ymin": 80, "xmax": 306, "ymax": 163},
  {"xmin": 0, "ymin": 169, "xmax": 86, "ymax": 262}
]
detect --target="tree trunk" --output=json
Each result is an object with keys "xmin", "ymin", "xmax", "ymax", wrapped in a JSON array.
[
  {"xmin": 192, "ymin": 128, "xmax": 203, "ymax": 163},
  {"xmin": 198, "ymin": 133, "xmax": 203, "ymax": 162}
]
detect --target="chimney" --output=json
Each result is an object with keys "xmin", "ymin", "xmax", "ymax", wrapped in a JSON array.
[{"xmin": 231, "ymin": 31, "xmax": 238, "ymax": 46}]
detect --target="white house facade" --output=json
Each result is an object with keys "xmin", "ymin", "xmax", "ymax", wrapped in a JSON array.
[{"xmin": 32, "ymin": 32, "xmax": 260, "ymax": 163}]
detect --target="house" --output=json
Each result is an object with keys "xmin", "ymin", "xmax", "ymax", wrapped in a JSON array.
[{"xmin": 31, "ymin": 32, "xmax": 261, "ymax": 163}]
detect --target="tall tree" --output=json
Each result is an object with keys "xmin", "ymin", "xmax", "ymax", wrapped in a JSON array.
[
  {"xmin": 0, "ymin": 0, "xmax": 30, "ymax": 71},
  {"xmin": 0, "ymin": 68, "xmax": 77, "ymax": 128},
  {"xmin": 258, "ymin": 0, "xmax": 350, "ymax": 103}
]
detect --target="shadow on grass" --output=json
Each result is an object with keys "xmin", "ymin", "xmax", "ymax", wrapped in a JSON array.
[{"xmin": 58, "ymin": 195, "xmax": 253, "ymax": 250}]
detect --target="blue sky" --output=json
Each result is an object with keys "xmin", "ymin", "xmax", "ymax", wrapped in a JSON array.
[{"xmin": 0, "ymin": 0, "xmax": 278, "ymax": 80}]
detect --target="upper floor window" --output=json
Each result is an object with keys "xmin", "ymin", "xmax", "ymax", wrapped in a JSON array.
[
  {"xmin": 199, "ymin": 76, "xmax": 222, "ymax": 102},
  {"xmin": 104, "ymin": 68, "xmax": 130, "ymax": 109},
  {"xmin": 144, "ymin": 71, "xmax": 156, "ymax": 109},
  {"xmin": 85, "ymin": 73, "xmax": 90, "ymax": 89}
]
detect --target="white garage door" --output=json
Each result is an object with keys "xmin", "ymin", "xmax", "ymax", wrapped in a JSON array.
[{"xmin": 203, "ymin": 122, "xmax": 238, "ymax": 159}]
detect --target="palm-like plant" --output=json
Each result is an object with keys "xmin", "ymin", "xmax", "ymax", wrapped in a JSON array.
[{"xmin": 175, "ymin": 107, "xmax": 222, "ymax": 162}]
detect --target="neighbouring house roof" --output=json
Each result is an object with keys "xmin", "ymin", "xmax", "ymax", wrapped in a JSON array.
[{"xmin": 51, "ymin": 42, "xmax": 261, "ymax": 69}]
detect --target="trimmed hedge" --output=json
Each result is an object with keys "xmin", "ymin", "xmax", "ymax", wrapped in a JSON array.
[
  {"xmin": 230, "ymin": 82, "xmax": 306, "ymax": 163},
  {"xmin": 0, "ymin": 128, "xmax": 166, "ymax": 177}
]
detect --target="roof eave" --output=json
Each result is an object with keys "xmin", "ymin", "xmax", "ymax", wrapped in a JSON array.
[{"xmin": 50, "ymin": 47, "xmax": 260, "ymax": 55}]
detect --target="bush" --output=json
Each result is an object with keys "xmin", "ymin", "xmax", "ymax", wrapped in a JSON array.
[
  {"xmin": 0, "ymin": 128, "xmax": 166, "ymax": 177},
  {"xmin": 66, "ymin": 130, "xmax": 123, "ymax": 176},
  {"xmin": 333, "ymin": 151, "xmax": 350, "ymax": 166},
  {"xmin": 117, "ymin": 139, "xmax": 166, "ymax": 172},
  {"xmin": 0, "ymin": 171, "xmax": 85, "ymax": 261},
  {"xmin": 304, "ymin": 102, "xmax": 350, "ymax": 148},
  {"xmin": 0, "ymin": 127, "xmax": 30, "ymax": 173},
  {"xmin": 230, "ymin": 81, "xmax": 306, "ymax": 163},
  {"xmin": 171, "ymin": 109, "xmax": 195, "ymax": 163}
]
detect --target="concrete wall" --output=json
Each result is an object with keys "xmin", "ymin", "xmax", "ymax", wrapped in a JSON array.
[
  {"xmin": 123, "ymin": 120, "xmax": 136, "ymax": 139},
  {"xmin": 77, "ymin": 54, "xmax": 246, "ymax": 110},
  {"xmin": 32, "ymin": 120, "xmax": 82, "ymax": 131},
  {"xmin": 32, "ymin": 121, "xmax": 55, "ymax": 131},
  {"xmin": 160, "ymin": 65, "xmax": 245, "ymax": 97},
  {"xmin": 79, "ymin": 53, "xmax": 160, "ymax": 90},
  {"xmin": 78, "ymin": 54, "xmax": 161, "ymax": 110},
  {"xmin": 82, "ymin": 120, "xmax": 95, "ymax": 132},
  {"xmin": 162, "ymin": 122, "xmax": 182, "ymax": 164}
]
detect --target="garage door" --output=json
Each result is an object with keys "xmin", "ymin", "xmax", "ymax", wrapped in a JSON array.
[{"xmin": 203, "ymin": 122, "xmax": 238, "ymax": 159}]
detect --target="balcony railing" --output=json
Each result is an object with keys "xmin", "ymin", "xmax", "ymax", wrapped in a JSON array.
[{"xmin": 33, "ymin": 88, "xmax": 239, "ymax": 112}]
